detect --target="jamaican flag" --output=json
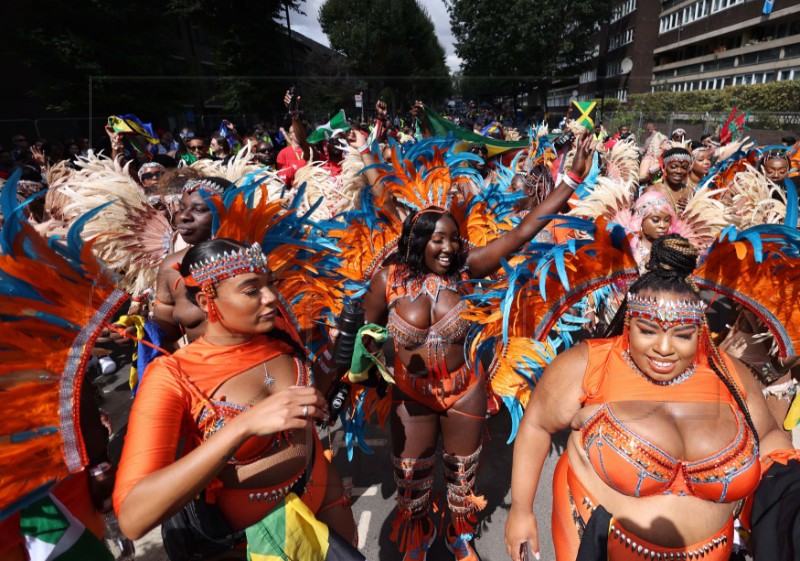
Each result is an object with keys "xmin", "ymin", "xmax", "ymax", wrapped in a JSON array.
[
  {"xmin": 246, "ymin": 493, "xmax": 366, "ymax": 561},
  {"xmin": 422, "ymin": 105, "xmax": 528, "ymax": 157},
  {"xmin": 108, "ymin": 114, "xmax": 159, "ymax": 145}
]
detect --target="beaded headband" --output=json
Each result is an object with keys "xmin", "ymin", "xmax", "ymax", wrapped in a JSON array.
[
  {"xmin": 634, "ymin": 195, "xmax": 672, "ymax": 217},
  {"xmin": 626, "ymin": 292, "xmax": 706, "ymax": 329},
  {"xmin": 661, "ymin": 149, "xmax": 692, "ymax": 166},
  {"xmin": 183, "ymin": 177, "xmax": 226, "ymax": 197},
  {"xmin": 183, "ymin": 242, "xmax": 269, "ymax": 288},
  {"xmin": 16, "ymin": 179, "xmax": 44, "ymax": 198},
  {"xmin": 138, "ymin": 162, "xmax": 165, "ymax": 178}
]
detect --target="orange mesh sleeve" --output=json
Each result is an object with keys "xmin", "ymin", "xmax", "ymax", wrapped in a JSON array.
[{"xmin": 112, "ymin": 358, "xmax": 194, "ymax": 515}]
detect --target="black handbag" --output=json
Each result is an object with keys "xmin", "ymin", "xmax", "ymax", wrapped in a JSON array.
[{"xmin": 161, "ymin": 492, "xmax": 246, "ymax": 561}]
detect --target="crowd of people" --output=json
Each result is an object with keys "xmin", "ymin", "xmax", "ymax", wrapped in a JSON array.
[{"xmin": 1, "ymin": 88, "xmax": 800, "ymax": 561}]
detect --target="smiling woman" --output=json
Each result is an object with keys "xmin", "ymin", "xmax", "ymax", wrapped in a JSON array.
[{"xmin": 504, "ymin": 234, "xmax": 795, "ymax": 561}]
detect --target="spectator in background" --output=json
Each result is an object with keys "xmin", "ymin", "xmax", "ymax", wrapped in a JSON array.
[
  {"xmin": 137, "ymin": 162, "xmax": 165, "ymax": 194},
  {"xmin": 180, "ymin": 137, "xmax": 209, "ymax": 165},
  {"xmin": 782, "ymin": 136, "xmax": 796, "ymax": 147},
  {"xmin": 209, "ymin": 133, "xmax": 231, "ymax": 160},
  {"xmin": 671, "ymin": 128, "xmax": 687, "ymax": 144},
  {"xmin": 78, "ymin": 137, "xmax": 92, "ymax": 158},
  {"xmin": 10, "ymin": 134, "xmax": 29, "ymax": 162}
]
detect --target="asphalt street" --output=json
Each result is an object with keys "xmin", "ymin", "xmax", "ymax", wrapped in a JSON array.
[{"xmin": 95, "ymin": 354, "xmax": 565, "ymax": 561}]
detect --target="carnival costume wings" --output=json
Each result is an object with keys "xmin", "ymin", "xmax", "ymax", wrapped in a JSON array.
[
  {"xmin": 206, "ymin": 170, "xmax": 343, "ymax": 354},
  {"xmin": 42, "ymin": 151, "xmax": 173, "ymax": 296},
  {"xmin": 466, "ymin": 214, "xmax": 800, "ymax": 440},
  {"xmin": 0, "ymin": 170, "xmax": 128, "ymax": 519},
  {"xmin": 326, "ymin": 138, "xmax": 519, "ymax": 458}
]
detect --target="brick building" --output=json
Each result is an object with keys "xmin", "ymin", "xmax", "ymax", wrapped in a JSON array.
[{"xmin": 653, "ymin": 0, "xmax": 800, "ymax": 92}]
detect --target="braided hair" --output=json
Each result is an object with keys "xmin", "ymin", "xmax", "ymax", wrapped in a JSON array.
[{"xmin": 606, "ymin": 234, "xmax": 759, "ymax": 443}]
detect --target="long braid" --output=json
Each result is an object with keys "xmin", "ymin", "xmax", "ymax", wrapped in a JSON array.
[
  {"xmin": 611, "ymin": 234, "xmax": 759, "ymax": 441},
  {"xmin": 705, "ymin": 329, "xmax": 760, "ymax": 445}
]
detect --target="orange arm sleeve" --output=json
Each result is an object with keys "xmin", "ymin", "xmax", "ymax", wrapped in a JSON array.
[{"xmin": 112, "ymin": 358, "xmax": 194, "ymax": 515}]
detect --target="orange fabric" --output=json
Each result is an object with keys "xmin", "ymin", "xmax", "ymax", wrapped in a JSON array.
[
  {"xmin": 579, "ymin": 337, "xmax": 760, "ymax": 502},
  {"xmin": 113, "ymin": 323, "xmax": 304, "ymax": 522},
  {"xmin": 552, "ymin": 454, "xmax": 735, "ymax": 561},
  {"xmin": 393, "ymin": 355, "xmax": 478, "ymax": 412},
  {"xmin": 581, "ymin": 336, "xmax": 747, "ymax": 405},
  {"xmin": 216, "ymin": 432, "xmax": 330, "ymax": 530}
]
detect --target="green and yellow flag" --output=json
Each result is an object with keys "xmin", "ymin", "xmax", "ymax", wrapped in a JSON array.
[
  {"xmin": 246, "ymin": 493, "xmax": 366, "ymax": 561},
  {"xmin": 423, "ymin": 106, "xmax": 528, "ymax": 158},
  {"xmin": 107, "ymin": 114, "xmax": 159, "ymax": 145},
  {"xmin": 571, "ymin": 101, "xmax": 597, "ymax": 129}
]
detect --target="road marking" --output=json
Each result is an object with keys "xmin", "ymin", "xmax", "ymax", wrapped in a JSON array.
[
  {"xmin": 357, "ymin": 510, "xmax": 372, "ymax": 550},
  {"xmin": 352, "ymin": 484, "xmax": 379, "ymax": 497}
]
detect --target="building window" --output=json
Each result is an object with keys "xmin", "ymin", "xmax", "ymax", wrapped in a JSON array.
[
  {"xmin": 682, "ymin": 0, "xmax": 709, "ymax": 27},
  {"xmin": 609, "ymin": 28, "xmax": 635, "ymax": 50},
  {"xmin": 611, "ymin": 0, "xmax": 637, "ymax": 23},
  {"xmin": 616, "ymin": 88, "xmax": 628, "ymax": 102},
  {"xmin": 579, "ymin": 69, "xmax": 597, "ymax": 84},
  {"xmin": 660, "ymin": 10, "xmax": 682, "ymax": 34},
  {"xmin": 711, "ymin": 0, "xmax": 744, "ymax": 14}
]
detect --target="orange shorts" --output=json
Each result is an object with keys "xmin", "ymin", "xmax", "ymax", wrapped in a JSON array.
[{"xmin": 393, "ymin": 357, "xmax": 479, "ymax": 412}]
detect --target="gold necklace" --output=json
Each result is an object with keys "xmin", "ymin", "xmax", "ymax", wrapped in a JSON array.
[{"xmin": 666, "ymin": 184, "xmax": 687, "ymax": 213}]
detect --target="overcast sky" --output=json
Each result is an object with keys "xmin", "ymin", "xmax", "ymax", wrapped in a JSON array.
[{"xmin": 281, "ymin": 0, "xmax": 463, "ymax": 73}]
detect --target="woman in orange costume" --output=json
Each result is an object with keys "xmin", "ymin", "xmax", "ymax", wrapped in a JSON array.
[
  {"xmin": 504, "ymin": 235, "xmax": 794, "ymax": 561},
  {"xmin": 113, "ymin": 238, "xmax": 356, "ymax": 546},
  {"xmin": 352, "ymin": 132, "xmax": 595, "ymax": 561}
]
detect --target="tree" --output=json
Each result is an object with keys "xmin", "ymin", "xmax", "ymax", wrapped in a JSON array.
[
  {"xmin": 447, "ymin": 0, "xmax": 607, "ymax": 110},
  {"xmin": 319, "ymin": 0, "xmax": 451, "ymax": 107},
  {"xmin": 3, "ymin": 1, "xmax": 320, "ymax": 122}
]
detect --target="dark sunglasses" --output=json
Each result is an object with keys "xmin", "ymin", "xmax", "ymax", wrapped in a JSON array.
[
  {"xmin": 188, "ymin": 145, "xmax": 205, "ymax": 152},
  {"xmin": 141, "ymin": 172, "xmax": 162, "ymax": 180},
  {"xmin": 256, "ymin": 149, "xmax": 271, "ymax": 154}
]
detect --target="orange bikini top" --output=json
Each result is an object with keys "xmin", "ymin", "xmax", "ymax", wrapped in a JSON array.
[
  {"xmin": 197, "ymin": 356, "xmax": 311, "ymax": 464},
  {"xmin": 579, "ymin": 337, "xmax": 761, "ymax": 503}
]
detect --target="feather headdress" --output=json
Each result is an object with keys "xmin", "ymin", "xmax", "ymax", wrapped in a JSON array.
[
  {"xmin": 207, "ymin": 170, "xmax": 343, "ymax": 343},
  {"xmin": 0, "ymin": 170, "xmax": 127, "ymax": 519},
  {"xmin": 42, "ymin": 151, "xmax": 173, "ymax": 295}
]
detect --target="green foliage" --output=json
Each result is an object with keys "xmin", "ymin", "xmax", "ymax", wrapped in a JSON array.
[
  {"xmin": 319, "ymin": 0, "xmax": 451, "ymax": 104},
  {"xmin": 3, "ymin": 0, "xmax": 339, "ymax": 120},
  {"xmin": 447, "ymin": 0, "xmax": 607, "ymax": 106},
  {"xmin": 628, "ymin": 81, "xmax": 800, "ymax": 114}
]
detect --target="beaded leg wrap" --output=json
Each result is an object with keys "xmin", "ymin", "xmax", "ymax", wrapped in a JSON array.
[
  {"xmin": 443, "ymin": 446, "xmax": 486, "ymax": 542},
  {"xmin": 390, "ymin": 454, "xmax": 436, "ymax": 553}
]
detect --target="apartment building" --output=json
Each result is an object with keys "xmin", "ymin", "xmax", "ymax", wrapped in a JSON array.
[
  {"xmin": 548, "ymin": 0, "xmax": 660, "ymax": 113},
  {"xmin": 653, "ymin": 0, "xmax": 800, "ymax": 92}
]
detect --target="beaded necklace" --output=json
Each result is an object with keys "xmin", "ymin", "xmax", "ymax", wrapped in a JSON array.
[{"xmin": 623, "ymin": 350, "xmax": 696, "ymax": 386}]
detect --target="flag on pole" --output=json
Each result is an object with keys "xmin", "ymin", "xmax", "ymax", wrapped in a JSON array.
[
  {"xmin": 107, "ymin": 114, "xmax": 159, "ymax": 144},
  {"xmin": 571, "ymin": 101, "xmax": 597, "ymax": 129},
  {"xmin": 307, "ymin": 111, "xmax": 350, "ymax": 144},
  {"xmin": 20, "ymin": 494, "xmax": 113, "ymax": 561}
]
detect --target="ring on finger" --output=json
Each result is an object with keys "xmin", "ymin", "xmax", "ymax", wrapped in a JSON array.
[{"xmin": 303, "ymin": 405, "xmax": 309, "ymax": 417}]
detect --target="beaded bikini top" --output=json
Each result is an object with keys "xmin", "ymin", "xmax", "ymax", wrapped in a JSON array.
[
  {"xmin": 385, "ymin": 266, "xmax": 471, "ymax": 351},
  {"xmin": 579, "ymin": 337, "xmax": 760, "ymax": 503}
]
